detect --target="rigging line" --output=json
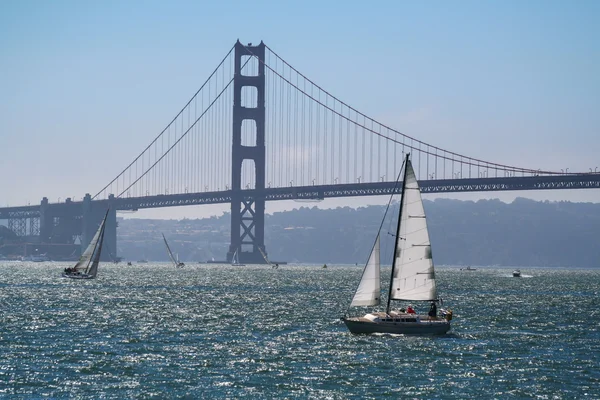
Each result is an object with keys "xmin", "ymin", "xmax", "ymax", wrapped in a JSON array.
[
  {"xmin": 258, "ymin": 45, "xmax": 560, "ymax": 175},
  {"xmin": 115, "ymin": 73, "xmax": 239, "ymax": 198},
  {"xmin": 93, "ymin": 44, "xmax": 236, "ymax": 199}
]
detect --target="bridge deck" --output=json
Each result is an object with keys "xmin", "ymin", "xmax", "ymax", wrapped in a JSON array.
[{"xmin": 1, "ymin": 174, "xmax": 599, "ymax": 218}]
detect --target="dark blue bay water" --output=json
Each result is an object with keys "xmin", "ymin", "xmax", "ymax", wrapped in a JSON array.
[{"xmin": 1, "ymin": 262, "xmax": 599, "ymax": 399}]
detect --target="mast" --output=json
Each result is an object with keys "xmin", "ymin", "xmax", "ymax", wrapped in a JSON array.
[{"xmin": 386, "ymin": 153, "xmax": 410, "ymax": 314}]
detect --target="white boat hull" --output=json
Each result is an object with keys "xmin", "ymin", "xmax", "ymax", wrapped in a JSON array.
[
  {"xmin": 343, "ymin": 315, "xmax": 451, "ymax": 335},
  {"xmin": 62, "ymin": 273, "xmax": 95, "ymax": 280}
]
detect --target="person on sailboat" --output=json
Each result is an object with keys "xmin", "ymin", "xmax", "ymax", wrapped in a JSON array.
[
  {"xmin": 407, "ymin": 305, "xmax": 416, "ymax": 314},
  {"xmin": 428, "ymin": 302, "xmax": 437, "ymax": 319}
]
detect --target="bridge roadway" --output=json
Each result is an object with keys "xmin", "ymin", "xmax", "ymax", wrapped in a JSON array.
[{"xmin": 2, "ymin": 173, "xmax": 599, "ymax": 219}]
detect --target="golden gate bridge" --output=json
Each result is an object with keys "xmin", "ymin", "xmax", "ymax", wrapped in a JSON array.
[{"xmin": 1, "ymin": 40, "xmax": 599, "ymax": 263}]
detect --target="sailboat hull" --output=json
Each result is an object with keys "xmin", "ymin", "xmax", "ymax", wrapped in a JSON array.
[
  {"xmin": 343, "ymin": 316, "xmax": 451, "ymax": 335},
  {"xmin": 62, "ymin": 273, "xmax": 95, "ymax": 280}
]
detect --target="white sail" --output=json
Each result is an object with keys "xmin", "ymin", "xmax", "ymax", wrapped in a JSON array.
[
  {"xmin": 162, "ymin": 233, "xmax": 178, "ymax": 267},
  {"xmin": 390, "ymin": 159, "xmax": 438, "ymax": 301},
  {"xmin": 350, "ymin": 234, "xmax": 381, "ymax": 307},
  {"xmin": 232, "ymin": 249, "xmax": 244, "ymax": 265},
  {"xmin": 73, "ymin": 211, "xmax": 108, "ymax": 274},
  {"xmin": 86, "ymin": 218, "xmax": 107, "ymax": 278},
  {"xmin": 258, "ymin": 247, "xmax": 271, "ymax": 265}
]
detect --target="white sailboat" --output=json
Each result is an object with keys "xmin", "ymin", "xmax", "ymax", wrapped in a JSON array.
[
  {"xmin": 62, "ymin": 209, "xmax": 109, "ymax": 280},
  {"xmin": 231, "ymin": 249, "xmax": 245, "ymax": 266},
  {"xmin": 258, "ymin": 246, "xmax": 277, "ymax": 268},
  {"xmin": 342, "ymin": 154, "xmax": 452, "ymax": 335},
  {"xmin": 162, "ymin": 233, "xmax": 185, "ymax": 268}
]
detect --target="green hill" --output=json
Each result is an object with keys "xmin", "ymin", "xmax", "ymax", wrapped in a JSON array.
[{"xmin": 116, "ymin": 197, "xmax": 600, "ymax": 268}]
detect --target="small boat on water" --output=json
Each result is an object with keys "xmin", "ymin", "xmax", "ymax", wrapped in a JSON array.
[
  {"xmin": 342, "ymin": 154, "xmax": 452, "ymax": 335},
  {"xmin": 460, "ymin": 266, "xmax": 477, "ymax": 271},
  {"xmin": 162, "ymin": 233, "xmax": 185, "ymax": 268},
  {"xmin": 231, "ymin": 249, "xmax": 245, "ymax": 266},
  {"xmin": 62, "ymin": 209, "xmax": 109, "ymax": 279},
  {"xmin": 513, "ymin": 269, "xmax": 522, "ymax": 277}
]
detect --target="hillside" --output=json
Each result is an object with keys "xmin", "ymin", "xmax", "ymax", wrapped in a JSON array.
[{"xmin": 116, "ymin": 197, "xmax": 600, "ymax": 268}]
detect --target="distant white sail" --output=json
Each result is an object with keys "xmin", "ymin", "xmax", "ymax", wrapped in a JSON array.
[
  {"xmin": 390, "ymin": 159, "xmax": 438, "ymax": 301},
  {"xmin": 232, "ymin": 249, "xmax": 244, "ymax": 265},
  {"xmin": 86, "ymin": 221, "xmax": 106, "ymax": 278},
  {"xmin": 258, "ymin": 247, "xmax": 271, "ymax": 265},
  {"xmin": 162, "ymin": 233, "xmax": 179, "ymax": 267},
  {"xmin": 350, "ymin": 234, "xmax": 381, "ymax": 307},
  {"xmin": 73, "ymin": 211, "xmax": 108, "ymax": 277}
]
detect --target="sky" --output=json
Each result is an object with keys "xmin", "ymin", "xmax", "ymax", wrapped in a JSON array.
[{"xmin": 1, "ymin": 0, "xmax": 598, "ymax": 220}]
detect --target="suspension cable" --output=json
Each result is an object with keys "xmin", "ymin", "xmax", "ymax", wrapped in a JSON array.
[
  {"xmin": 93, "ymin": 44, "xmax": 236, "ymax": 199},
  {"xmin": 258, "ymin": 45, "xmax": 563, "ymax": 175}
]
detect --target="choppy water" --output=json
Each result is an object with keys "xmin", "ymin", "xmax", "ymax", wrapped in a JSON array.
[{"xmin": 0, "ymin": 262, "xmax": 599, "ymax": 399}]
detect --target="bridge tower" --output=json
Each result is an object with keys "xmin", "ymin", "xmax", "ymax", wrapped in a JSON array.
[{"xmin": 227, "ymin": 40, "xmax": 267, "ymax": 264}]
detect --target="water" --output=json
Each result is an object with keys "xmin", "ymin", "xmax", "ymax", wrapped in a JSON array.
[{"xmin": 1, "ymin": 262, "xmax": 599, "ymax": 399}]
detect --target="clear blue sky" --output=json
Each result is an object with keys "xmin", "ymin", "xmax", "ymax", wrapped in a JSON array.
[{"xmin": 1, "ymin": 0, "xmax": 598, "ymax": 219}]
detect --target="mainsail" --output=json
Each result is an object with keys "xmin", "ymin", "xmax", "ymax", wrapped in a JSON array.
[
  {"xmin": 390, "ymin": 159, "xmax": 438, "ymax": 301},
  {"xmin": 232, "ymin": 249, "xmax": 243, "ymax": 265},
  {"xmin": 73, "ymin": 209, "xmax": 109, "ymax": 277},
  {"xmin": 350, "ymin": 234, "xmax": 381, "ymax": 307},
  {"xmin": 258, "ymin": 247, "xmax": 271, "ymax": 266},
  {"xmin": 162, "ymin": 233, "xmax": 179, "ymax": 267}
]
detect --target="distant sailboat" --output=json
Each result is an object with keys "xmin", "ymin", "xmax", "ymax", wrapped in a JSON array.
[
  {"xmin": 62, "ymin": 209, "xmax": 109, "ymax": 279},
  {"xmin": 258, "ymin": 247, "xmax": 276, "ymax": 268},
  {"xmin": 162, "ymin": 233, "xmax": 184, "ymax": 268},
  {"xmin": 342, "ymin": 154, "xmax": 452, "ymax": 335},
  {"xmin": 231, "ymin": 249, "xmax": 245, "ymax": 266}
]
